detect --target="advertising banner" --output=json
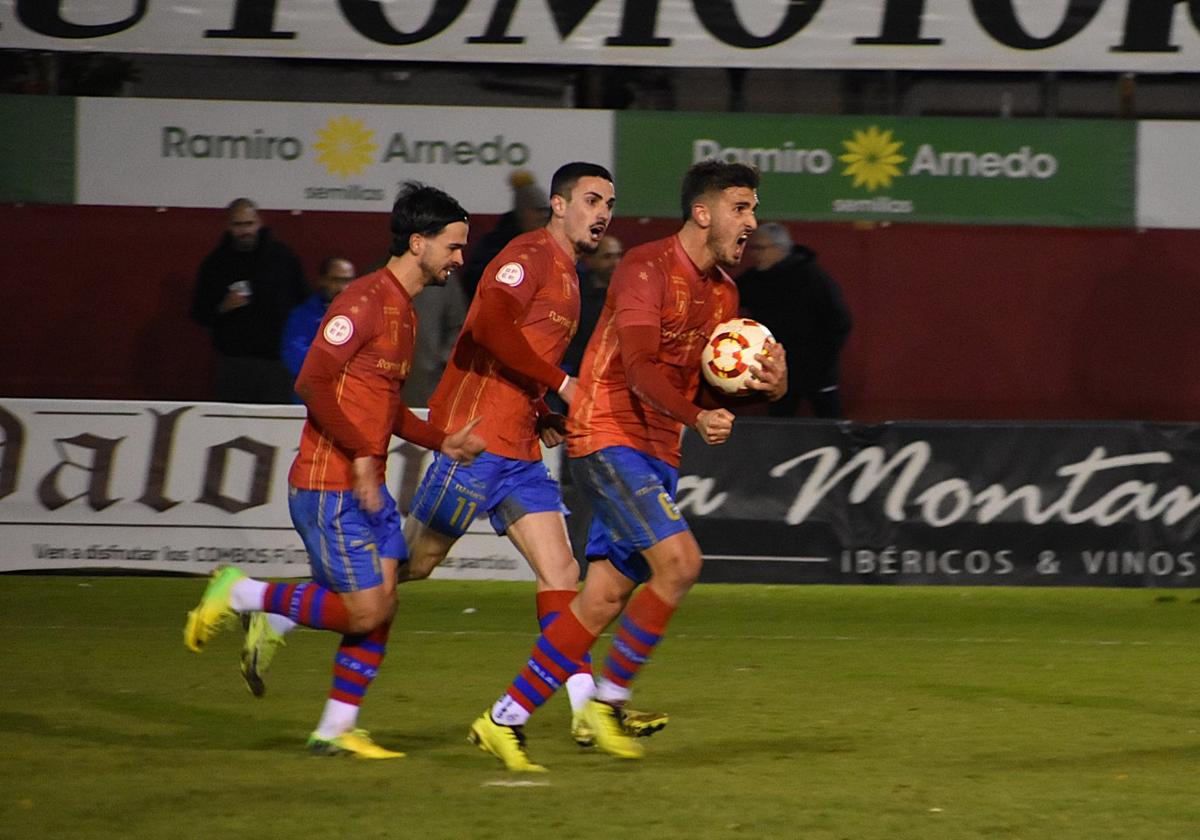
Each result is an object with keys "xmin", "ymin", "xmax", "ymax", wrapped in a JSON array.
[
  {"xmin": 616, "ymin": 112, "xmax": 1136, "ymax": 227},
  {"xmin": 680, "ymin": 419, "xmax": 1200, "ymax": 587},
  {"xmin": 0, "ymin": 399, "xmax": 533, "ymax": 581},
  {"xmin": 0, "ymin": 95, "xmax": 75, "ymax": 203},
  {"xmin": 1, "ymin": 1, "xmax": 1198, "ymax": 72},
  {"xmin": 5, "ymin": 400, "xmax": 1198, "ymax": 587},
  {"xmin": 75, "ymin": 97, "xmax": 613, "ymax": 212},
  {"xmin": 1136, "ymin": 121, "xmax": 1200, "ymax": 230}
]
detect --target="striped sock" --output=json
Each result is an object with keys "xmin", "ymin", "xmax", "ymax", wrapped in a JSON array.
[
  {"xmin": 536, "ymin": 590, "xmax": 593, "ymax": 676},
  {"xmin": 261, "ymin": 581, "xmax": 353, "ymax": 633},
  {"xmin": 492, "ymin": 607, "xmax": 596, "ymax": 725},
  {"xmin": 538, "ymin": 589, "xmax": 596, "ymax": 712},
  {"xmin": 330, "ymin": 619, "xmax": 390, "ymax": 707},
  {"xmin": 599, "ymin": 586, "xmax": 676, "ymax": 700}
]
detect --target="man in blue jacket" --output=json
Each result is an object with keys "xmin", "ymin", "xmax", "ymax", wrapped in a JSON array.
[{"xmin": 280, "ymin": 256, "xmax": 356, "ymax": 400}]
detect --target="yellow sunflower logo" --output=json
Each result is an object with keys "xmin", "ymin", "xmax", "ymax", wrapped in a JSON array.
[
  {"xmin": 314, "ymin": 116, "xmax": 377, "ymax": 178},
  {"xmin": 839, "ymin": 126, "xmax": 906, "ymax": 192}
]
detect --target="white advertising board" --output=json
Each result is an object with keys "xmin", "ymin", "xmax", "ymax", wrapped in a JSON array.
[
  {"xmin": 0, "ymin": 399, "xmax": 533, "ymax": 580},
  {"xmin": 76, "ymin": 98, "xmax": 613, "ymax": 212},
  {"xmin": 1, "ymin": 1, "xmax": 1197, "ymax": 72},
  {"xmin": 1136, "ymin": 121, "xmax": 1200, "ymax": 230}
]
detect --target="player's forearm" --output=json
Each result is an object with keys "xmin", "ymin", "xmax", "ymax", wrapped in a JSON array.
[
  {"xmin": 391, "ymin": 404, "xmax": 447, "ymax": 452},
  {"xmin": 295, "ymin": 351, "xmax": 375, "ymax": 457},
  {"xmin": 618, "ymin": 324, "xmax": 702, "ymax": 426},
  {"xmin": 625, "ymin": 357, "xmax": 703, "ymax": 426},
  {"xmin": 472, "ymin": 291, "xmax": 568, "ymax": 393}
]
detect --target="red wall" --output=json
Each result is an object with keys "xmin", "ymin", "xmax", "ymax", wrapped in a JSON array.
[{"xmin": 3, "ymin": 203, "xmax": 1198, "ymax": 422}]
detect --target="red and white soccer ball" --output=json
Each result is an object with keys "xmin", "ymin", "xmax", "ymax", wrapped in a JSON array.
[{"xmin": 700, "ymin": 318, "xmax": 775, "ymax": 395}]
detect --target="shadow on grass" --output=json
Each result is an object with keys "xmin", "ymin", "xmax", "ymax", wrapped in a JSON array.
[
  {"xmin": 1, "ymin": 688, "xmax": 307, "ymax": 752},
  {"xmin": 920, "ymin": 682, "xmax": 1200, "ymax": 719}
]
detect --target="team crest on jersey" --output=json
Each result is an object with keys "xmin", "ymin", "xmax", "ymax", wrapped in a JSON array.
[
  {"xmin": 496, "ymin": 262, "xmax": 525, "ymax": 287},
  {"xmin": 323, "ymin": 315, "xmax": 354, "ymax": 345}
]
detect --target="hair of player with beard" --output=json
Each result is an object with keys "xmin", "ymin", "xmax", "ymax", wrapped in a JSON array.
[
  {"xmin": 679, "ymin": 160, "xmax": 760, "ymax": 223},
  {"xmin": 389, "ymin": 181, "xmax": 470, "ymax": 257}
]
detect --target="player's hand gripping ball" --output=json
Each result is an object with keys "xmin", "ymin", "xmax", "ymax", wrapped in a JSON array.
[{"xmin": 700, "ymin": 318, "xmax": 775, "ymax": 395}]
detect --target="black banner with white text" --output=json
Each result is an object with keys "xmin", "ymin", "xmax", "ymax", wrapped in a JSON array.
[{"xmin": 679, "ymin": 419, "xmax": 1200, "ymax": 587}]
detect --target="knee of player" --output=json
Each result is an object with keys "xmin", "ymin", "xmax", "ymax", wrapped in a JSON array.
[
  {"xmin": 403, "ymin": 557, "xmax": 435, "ymax": 581},
  {"xmin": 660, "ymin": 547, "xmax": 703, "ymax": 587},
  {"xmin": 344, "ymin": 600, "xmax": 389, "ymax": 633}
]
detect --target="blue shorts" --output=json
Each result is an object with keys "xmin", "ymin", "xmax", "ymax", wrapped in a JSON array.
[
  {"xmin": 410, "ymin": 451, "xmax": 567, "ymax": 538},
  {"xmin": 571, "ymin": 446, "xmax": 690, "ymax": 584},
  {"xmin": 288, "ymin": 484, "xmax": 406, "ymax": 593}
]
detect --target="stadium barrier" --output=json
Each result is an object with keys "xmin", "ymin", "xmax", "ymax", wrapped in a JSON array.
[{"xmin": 1, "ymin": 399, "xmax": 1196, "ymax": 587}]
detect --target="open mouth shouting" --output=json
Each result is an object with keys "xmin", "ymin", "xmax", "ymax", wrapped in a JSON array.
[{"xmin": 732, "ymin": 231, "xmax": 751, "ymax": 261}]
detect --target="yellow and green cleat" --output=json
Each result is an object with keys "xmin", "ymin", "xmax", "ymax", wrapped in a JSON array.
[
  {"xmin": 582, "ymin": 699, "xmax": 644, "ymax": 759},
  {"xmin": 572, "ymin": 705, "xmax": 668, "ymax": 747},
  {"xmin": 468, "ymin": 711, "xmax": 547, "ymax": 772},
  {"xmin": 307, "ymin": 729, "xmax": 405, "ymax": 759},
  {"xmin": 183, "ymin": 566, "xmax": 245, "ymax": 653},
  {"xmin": 240, "ymin": 612, "xmax": 286, "ymax": 698}
]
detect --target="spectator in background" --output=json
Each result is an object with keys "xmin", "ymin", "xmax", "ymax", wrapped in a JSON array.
[
  {"xmin": 737, "ymin": 223, "xmax": 852, "ymax": 418},
  {"xmin": 561, "ymin": 234, "xmax": 622, "ymax": 378},
  {"xmin": 460, "ymin": 170, "xmax": 551, "ymax": 301},
  {"xmin": 280, "ymin": 256, "xmax": 357, "ymax": 400},
  {"xmin": 403, "ymin": 272, "xmax": 467, "ymax": 407},
  {"xmin": 190, "ymin": 198, "xmax": 309, "ymax": 403}
]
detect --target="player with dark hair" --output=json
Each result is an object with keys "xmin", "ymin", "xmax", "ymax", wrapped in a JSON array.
[
  {"xmin": 399, "ymin": 162, "xmax": 665, "ymax": 747},
  {"xmin": 468, "ymin": 161, "xmax": 788, "ymax": 771},
  {"xmin": 183, "ymin": 182, "xmax": 486, "ymax": 759}
]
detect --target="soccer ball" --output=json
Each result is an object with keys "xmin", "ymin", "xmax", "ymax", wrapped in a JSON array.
[{"xmin": 700, "ymin": 318, "xmax": 775, "ymax": 395}]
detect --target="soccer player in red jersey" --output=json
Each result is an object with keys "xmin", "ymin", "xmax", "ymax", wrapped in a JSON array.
[
  {"xmin": 183, "ymin": 182, "xmax": 486, "ymax": 759},
  {"xmin": 468, "ymin": 161, "xmax": 789, "ymax": 771},
  {"xmin": 401, "ymin": 162, "xmax": 665, "ymax": 745}
]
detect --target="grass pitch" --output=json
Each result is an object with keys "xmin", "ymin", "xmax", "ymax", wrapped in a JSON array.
[{"xmin": 2, "ymin": 576, "xmax": 1200, "ymax": 840}]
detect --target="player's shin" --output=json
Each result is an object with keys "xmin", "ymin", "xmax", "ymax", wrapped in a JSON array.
[{"xmin": 492, "ymin": 607, "xmax": 597, "ymax": 725}]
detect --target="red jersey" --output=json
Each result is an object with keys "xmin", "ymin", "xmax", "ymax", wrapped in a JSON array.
[
  {"xmin": 429, "ymin": 228, "xmax": 579, "ymax": 461},
  {"xmin": 568, "ymin": 235, "xmax": 739, "ymax": 467},
  {"xmin": 289, "ymin": 268, "xmax": 416, "ymax": 490}
]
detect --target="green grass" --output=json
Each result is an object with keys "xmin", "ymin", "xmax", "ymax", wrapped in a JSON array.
[{"xmin": 3, "ymin": 577, "xmax": 1200, "ymax": 839}]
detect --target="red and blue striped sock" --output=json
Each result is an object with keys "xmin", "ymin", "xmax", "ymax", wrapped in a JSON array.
[
  {"xmin": 536, "ymin": 590, "xmax": 593, "ymax": 677},
  {"xmin": 329, "ymin": 619, "xmax": 390, "ymax": 707},
  {"xmin": 261, "ymin": 581, "xmax": 353, "ymax": 633},
  {"xmin": 506, "ymin": 607, "xmax": 596, "ymax": 715},
  {"xmin": 601, "ymin": 585, "xmax": 675, "ymax": 694}
]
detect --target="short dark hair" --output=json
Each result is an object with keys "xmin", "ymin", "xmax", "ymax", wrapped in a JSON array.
[
  {"xmin": 549, "ymin": 162, "xmax": 614, "ymax": 201},
  {"xmin": 680, "ymin": 160, "xmax": 759, "ymax": 221},
  {"xmin": 389, "ymin": 181, "xmax": 469, "ymax": 257},
  {"xmin": 318, "ymin": 255, "xmax": 352, "ymax": 275}
]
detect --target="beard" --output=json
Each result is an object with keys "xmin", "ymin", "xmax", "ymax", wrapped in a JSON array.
[
  {"xmin": 706, "ymin": 228, "xmax": 741, "ymax": 269},
  {"xmin": 420, "ymin": 255, "xmax": 452, "ymax": 287}
]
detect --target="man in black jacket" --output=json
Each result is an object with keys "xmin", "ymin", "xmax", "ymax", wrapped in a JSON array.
[
  {"xmin": 737, "ymin": 223, "xmax": 852, "ymax": 418},
  {"xmin": 190, "ymin": 198, "xmax": 309, "ymax": 403}
]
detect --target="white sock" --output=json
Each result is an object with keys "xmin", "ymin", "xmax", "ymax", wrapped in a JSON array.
[
  {"xmin": 314, "ymin": 699, "xmax": 359, "ymax": 740},
  {"xmin": 265, "ymin": 613, "xmax": 297, "ymax": 636},
  {"xmin": 491, "ymin": 695, "xmax": 531, "ymax": 727},
  {"xmin": 594, "ymin": 677, "xmax": 632, "ymax": 706},
  {"xmin": 229, "ymin": 577, "xmax": 268, "ymax": 612},
  {"xmin": 565, "ymin": 672, "xmax": 596, "ymax": 713}
]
